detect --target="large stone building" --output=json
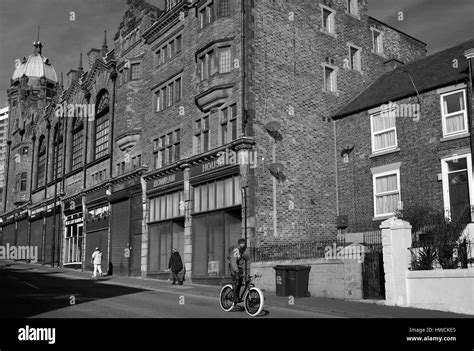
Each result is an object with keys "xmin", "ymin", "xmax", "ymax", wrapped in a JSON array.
[{"xmin": 0, "ymin": 0, "xmax": 426, "ymax": 283}]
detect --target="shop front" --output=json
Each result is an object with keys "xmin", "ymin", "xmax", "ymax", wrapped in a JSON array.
[
  {"xmin": 146, "ymin": 169, "xmax": 185, "ymax": 280},
  {"xmin": 44, "ymin": 202, "xmax": 61, "ymax": 266},
  {"xmin": 85, "ymin": 188, "xmax": 109, "ymax": 273},
  {"xmin": 63, "ymin": 197, "xmax": 83, "ymax": 269},
  {"xmin": 29, "ymin": 207, "xmax": 45, "ymax": 264},
  {"xmin": 190, "ymin": 160, "xmax": 242, "ymax": 284},
  {"xmin": 15, "ymin": 210, "xmax": 29, "ymax": 261},
  {"xmin": 109, "ymin": 176, "xmax": 142, "ymax": 277},
  {"xmin": 1, "ymin": 214, "xmax": 16, "ymax": 247}
]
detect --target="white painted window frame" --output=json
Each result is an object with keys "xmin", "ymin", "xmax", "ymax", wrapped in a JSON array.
[
  {"xmin": 440, "ymin": 89, "xmax": 468, "ymax": 138},
  {"xmin": 372, "ymin": 168, "xmax": 401, "ymax": 218}
]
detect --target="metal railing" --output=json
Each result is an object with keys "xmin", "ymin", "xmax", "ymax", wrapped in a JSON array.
[
  {"xmin": 409, "ymin": 238, "xmax": 473, "ymax": 270},
  {"xmin": 250, "ymin": 239, "xmax": 346, "ymax": 262}
]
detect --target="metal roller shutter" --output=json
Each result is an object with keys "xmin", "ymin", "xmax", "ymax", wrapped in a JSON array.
[
  {"xmin": 111, "ymin": 199, "xmax": 130, "ymax": 276},
  {"xmin": 85, "ymin": 229, "xmax": 108, "ymax": 272},
  {"xmin": 2, "ymin": 224, "xmax": 16, "ymax": 247},
  {"xmin": 30, "ymin": 219, "xmax": 43, "ymax": 263}
]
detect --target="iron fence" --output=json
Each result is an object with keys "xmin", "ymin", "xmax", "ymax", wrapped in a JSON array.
[
  {"xmin": 409, "ymin": 238, "xmax": 473, "ymax": 270},
  {"xmin": 250, "ymin": 239, "xmax": 346, "ymax": 262}
]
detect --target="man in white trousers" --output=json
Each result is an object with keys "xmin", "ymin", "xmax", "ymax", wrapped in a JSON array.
[{"xmin": 91, "ymin": 248, "xmax": 103, "ymax": 278}]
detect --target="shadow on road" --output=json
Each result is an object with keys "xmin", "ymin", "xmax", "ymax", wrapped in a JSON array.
[{"xmin": 0, "ymin": 265, "xmax": 149, "ymax": 318}]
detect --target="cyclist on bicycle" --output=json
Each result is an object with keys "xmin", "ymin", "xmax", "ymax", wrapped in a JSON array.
[{"xmin": 228, "ymin": 238, "xmax": 250, "ymax": 303}]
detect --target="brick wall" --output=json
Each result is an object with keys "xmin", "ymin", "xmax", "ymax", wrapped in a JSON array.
[
  {"xmin": 251, "ymin": 0, "xmax": 426, "ymax": 244},
  {"xmin": 336, "ymin": 89, "xmax": 471, "ymax": 233}
]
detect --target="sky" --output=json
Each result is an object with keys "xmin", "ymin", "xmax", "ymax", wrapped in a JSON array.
[{"xmin": 0, "ymin": 0, "xmax": 473, "ymax": 107}]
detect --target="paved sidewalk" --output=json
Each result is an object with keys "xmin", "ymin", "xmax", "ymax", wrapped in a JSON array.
[{"xmin": 1, "ymin": 260, "xmax": 471, "ymax": 318}]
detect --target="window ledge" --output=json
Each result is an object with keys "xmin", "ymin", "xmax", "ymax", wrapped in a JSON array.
[
  {"xmin": 369, "ymin": 147, "xmax": 400, "ymax": 158},
  {"xmin": 440, "ymin": 132, "xmax": 469, "ymax": 143},
  {"xmin": 347, "ymin": 67, "xmax": 363, "ymax": 75},
  {"xmin": 372, "ymin": 214, "xmax": 395, "ymax": 222},
  {"xmin": 320, "ymin": 29, "xmax": 337, "ymax": 39},
  {"xmin": 31, "ymin": 186, "xmax": 45, "ymax": 195},
  {"xmin": 322, "ymin": 88, "xmax": 340, "ymax": 97},
  {"xmin": 65, "ymin": 168, "xmax": 83, "ymax": 178},
  {"xmin": 86, "ymin": 155, "xmax": 110, "ymax": 168},
  {"xmin": 371, "ymin": 50, "xmax": 386, "ymax": 58},
  {"xmin": 345, "ymin": 12, "xmax": 361, "ymax": 20}
]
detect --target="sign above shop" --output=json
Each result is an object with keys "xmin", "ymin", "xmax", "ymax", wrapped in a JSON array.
[
  {"xmin": 146, "ymin": 170, "xmax": 183, "ymax": 192},
  {"xmin": 112, "ymin": 176, "xmax": 141, "ymax": 193}
]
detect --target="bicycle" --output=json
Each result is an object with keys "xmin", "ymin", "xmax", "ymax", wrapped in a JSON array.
[{"xmin": 219, "ymin": 274, "xmax": 264, "ymax": 317}]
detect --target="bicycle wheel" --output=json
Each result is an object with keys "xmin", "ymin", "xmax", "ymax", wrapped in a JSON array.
[
  {"xmin": 244, "ymin": 287, "xmax": 264, "ymax": 317},
  {"xmin": 219, "ymin": 284, "xmax": 235, "ymax": 312}
]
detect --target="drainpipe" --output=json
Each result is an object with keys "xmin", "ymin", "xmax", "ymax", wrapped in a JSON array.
[
  {"xmin": 464, "ymin": 48, "xmax": 474, "ymax": 222},
  {"xmin": 241, "ymin": 0, "xmax": 247, "ymax": 137}
]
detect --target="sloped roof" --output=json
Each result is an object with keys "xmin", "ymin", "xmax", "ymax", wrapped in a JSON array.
[{"xmin": 333, "ymin": 39, "xmax": 474, "ymax": 119}]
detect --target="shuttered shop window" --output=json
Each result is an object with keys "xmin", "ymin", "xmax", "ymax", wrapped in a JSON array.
[
  {"xmin": 149, "ymin": 190, "xmax": 184, "ymax": 222},
  {"xmin": 193, "ymin": 175, "xmax": 241, "ymax": 213}
]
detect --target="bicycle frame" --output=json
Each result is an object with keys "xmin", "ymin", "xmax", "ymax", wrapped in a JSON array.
[{"xmin": 237, "ymin": 275, "xmax": 256, "ymax": 300}]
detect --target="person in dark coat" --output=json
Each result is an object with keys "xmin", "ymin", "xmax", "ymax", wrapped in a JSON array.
[{"xmin": 168, "ymin": 249, "xmax": 184, "ymax": 285}]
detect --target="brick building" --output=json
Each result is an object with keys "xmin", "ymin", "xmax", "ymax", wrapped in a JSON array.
[
  {"xmin": 0, "ymin": 106, "xmax": 8, "ymax": 211},
  {"xmin": 333, "ymin": 39, "xmax": 474, "ymax": 233},
  {"xmin": 1, "ymin": 0, "xmax": 427, "ymax": 283}
]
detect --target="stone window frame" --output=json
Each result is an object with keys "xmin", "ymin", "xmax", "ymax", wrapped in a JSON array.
[
  {"xmin": 319, "ymin": 3, "xmax": 337, "ymax": 38},
  {"xmin": 345, "ymin": 0, "xmax": 360, "ymax": 19},
  {"xmin": 152, "ymin": 73, "xmax": 183, "ymax": 113},
  {"xmin": 321, "ymin": 62, "xmax": 339, "ymax": 95},
  {"xmin": 371, "ymin": 27, "xmax": 385, "ymax": 56},
  {"xmin": 153, "ymin": 129, "xmax": 181, "ymax": 170},
  {"xmin": 197, "ymin": 43, "xmax": 233, "ymax": 82},
  {"xmin": 36, "ymin": 135, "xmax": 46, "ymax": 189},
  {"xmin": 194, "ymin": 116, "xmax": 210, "ymax": 155},
  {"xmin": 219, "ymin": 103, "xmax": 238, "ymax": 146},
  {"xmin": 154, "ymin": 31, "xmax": 183, "ymax": 68},
  {"xmin": 347, "ymin": 42, "xmax": 362, "ymax": 72}
]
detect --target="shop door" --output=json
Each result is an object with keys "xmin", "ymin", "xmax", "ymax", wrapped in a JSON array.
[
  {"xmin": 30, "ymin": 220, "xmax": 43, "ymax": 263},
  {"xmin": 85, "ymin": 229, "xmax": 108, "ymax": 272},
  {"xmin": 111, "ymin": 199, "xmax": 131, "ymax": 276}
]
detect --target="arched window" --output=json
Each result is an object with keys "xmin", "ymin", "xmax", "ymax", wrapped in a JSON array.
[
  {"xmin": 37, "ymin": 136, "xmax": 46, "ymax": 188},
  {"xmin": 52, "ymin": 122, "xmax": 63, "ymax": 178},
  {"xmin": 94, "ymin": 90, "xmax": 110, "ymax": 159},
  {"xmin": 71, "ymin": 117, "xmax": 84, "ymax": 171}
]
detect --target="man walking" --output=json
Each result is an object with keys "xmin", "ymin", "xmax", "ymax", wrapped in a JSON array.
[
  {"xmin": 168, "ymin": 249, "xmax": 184, "ymax": 285},
  {"xmin": 91, "ymin": 248, "xmax": 103, "ymax": 278}
]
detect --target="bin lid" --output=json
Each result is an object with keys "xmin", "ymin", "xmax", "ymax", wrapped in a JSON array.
[{"xmin": 273, "ymin": 265, "xmax": 311, "ymax": 270}]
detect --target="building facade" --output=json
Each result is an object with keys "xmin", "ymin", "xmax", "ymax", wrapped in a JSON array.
[
  {"xmin": 0, "ymin": 0, "xmax": 427, "ymax": 283},
  {"xmin": 333, "ymin": 39, "xmax": 474, "ymax": 233},
  {"xmin": 0, "ymin": 106, "xmax": 8, "ymax": 211}
]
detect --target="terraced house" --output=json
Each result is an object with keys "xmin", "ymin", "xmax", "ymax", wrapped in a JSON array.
[
  {"xmin": 1, "ymin": 0, "xmax": 427, "ymax": 283},
  {"xmin": 334, "ymin": 39, "xmax": 474, "ymax": 235}
]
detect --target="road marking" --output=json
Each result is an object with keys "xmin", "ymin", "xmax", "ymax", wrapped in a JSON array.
[
  {"xmin": 7, "ymin": 275, "xmax": 19, "ymax": 280},
  {"xmin": 23, "ymin": 281, "xmax": 40, "ymax": 289}
]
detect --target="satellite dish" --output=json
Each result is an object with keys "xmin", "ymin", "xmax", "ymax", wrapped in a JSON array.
[{"xmin": 265, "ymin": 121, "xmax": 281, "ymax": 133}]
